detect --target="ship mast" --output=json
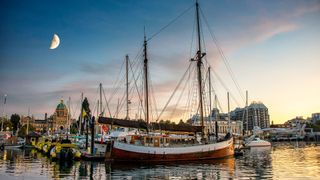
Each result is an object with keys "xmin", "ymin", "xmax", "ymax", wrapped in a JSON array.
[
  {"xmin": 143, "ymin": 32, "xmax": 149, "ymax": 133},
  {"xmin": 208, "ymin": 66, "xmax": 212, "ymax": 117},
  {"xmin": 80, "ymin": 92, "xmax": 84, "ymax": 135},
  {"xmin": 126, "ymin": 55, "xmax": 130, "ymax": 120},
  {"xmin": 194, "ymin": 0, "xmax": 206, "ymax": 140},
  {"xmin": 99, "ymin": 83, "xmax": 103, "ymax": 117}
]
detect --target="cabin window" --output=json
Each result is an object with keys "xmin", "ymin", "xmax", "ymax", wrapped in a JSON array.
[{"xmin": 146, "ymin": 137, "xmax": 152, "ymax": 144}]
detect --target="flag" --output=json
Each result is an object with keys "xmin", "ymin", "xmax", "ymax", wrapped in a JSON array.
[
  {"xmin": 82, "ymin": 110, "xmax": 86, "ymax": 118},
  {"xmin": 4, "ymin": 94, "xmax": 7, "ymax": 104}
]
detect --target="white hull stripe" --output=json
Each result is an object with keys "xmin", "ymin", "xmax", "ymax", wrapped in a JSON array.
[{"xmin": 113, "ymin": 138, "xmax": 233, "ymax": 155}]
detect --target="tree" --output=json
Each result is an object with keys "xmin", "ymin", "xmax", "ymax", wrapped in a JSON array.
[
  {"xmin": 10, "ymin": 114, "xmax": 20, "ymax": 133},
  {"xmin": 186, "ymin": 118, "xmax": 193, "ymax": 125},
  {"xmin": 70, "ymin": 122, "xmax": 78, "ymax": 134},
  {"xmin": 1, "ymin": 118, "xmax": 12, "ymax": 131},
  {"xmin": 82, "ymin": 97, "xmax": 91, "ymax": 118},
  {"xmin": 18, "ymin": 124, "xmax": 35, "ymax": 137}
]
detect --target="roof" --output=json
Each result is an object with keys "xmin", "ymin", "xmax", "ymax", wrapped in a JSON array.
[
  {"xmin": 56, "ymin": 99, "xmax": 66, "ymax": 110},
  {"xmin": 249, "ymin": 102, "xmax": 267, "ymax": 109}
]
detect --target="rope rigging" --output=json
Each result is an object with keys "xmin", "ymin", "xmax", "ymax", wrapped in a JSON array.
[
  {"xmin": 96, "ymin": 2, "xmax": 246, "ymax": 124},
  {"xmin": 147, "ymin": 4, "xmax": 195, "ymax": 42},
  {"xmin": 200, "ymin": 7, "xmax": 245, "ymax": 104}
]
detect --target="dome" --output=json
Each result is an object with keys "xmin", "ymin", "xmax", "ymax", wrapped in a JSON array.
[{"xmin": 56, "ymin": 99, "xmax": 66, "ymax": 110}]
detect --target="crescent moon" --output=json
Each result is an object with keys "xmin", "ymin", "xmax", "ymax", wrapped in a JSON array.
[{"xmin": 49, "ymin": 34, "xmax": 60, "ymax": 49}]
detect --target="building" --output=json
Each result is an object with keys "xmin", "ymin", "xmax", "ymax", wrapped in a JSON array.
[
  {"xmin": 311, "ymin": 113, "xmax": 320, "ymax": 124},
  {"xmin": 20, "ymin": 116, "xmax": 34, "ymax": 126},
  {"xmin": 232, "ymin": 101, "xmax": 270, "ymax": 131},
  {"xmin": 192, "ymin": 108, "xmax": 243, "ymax": 135},
  {"xmin": 285, "ymin": 116, "xmax": 309, "ymax": 127},
  {"xmin": 33, "ymin": 119, "xmax": 48, "ymax": 132},
  {"xmin": 52, "ymin": 99, "xmax": 70, "ymax": 131}
]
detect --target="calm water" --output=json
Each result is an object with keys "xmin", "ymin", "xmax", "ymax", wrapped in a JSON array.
[{"xmin": 0, "ymin": 142, "xmax": 319, "ymax": 179}]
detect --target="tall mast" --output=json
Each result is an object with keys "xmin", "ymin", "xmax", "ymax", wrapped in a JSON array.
[
  {"xmin": 208, "ymin": 67, "xmax": 212, "ymax": 116},
  {"xmin": 99, "ymin": 83, "xmax": 103, "ymax": 117},
  {"xmin": 80, "ymin": 92, "xmax": 84, "ymax": 135},
  {"xmin": 195, "ymin": 0, "xmax": 206, "ymax": 139},
  {"xmin": 1, "ymin": 94, "xmax": 7, "ymax": 131},
  {"xmin": 126, "ymin": 55, "xmax": 130, "ymax": 120},
  {"xmin": 67, "ymin": 96, "xmax": 71, "ymax": 137},
  {"xmin": 246, "ymin": 90, "xmax": 248, "ymax": 133},
  {"xmin": 143, "ymin": 32, "xmax": 149, "ymax": 132},
  {"xmin": 97, "ymin": 100, "xmax": 99, "ymax": 118},
  {"xmin": 214, "ymin": 95, "xmax": 218, "ymax": 119},
  {"xmin": 227, "ymin": 92, "xmax": 231, "ymax": 133},
  {"xmin": 27, "ymin": 107, "xmax": 30, "ymax": 135}
]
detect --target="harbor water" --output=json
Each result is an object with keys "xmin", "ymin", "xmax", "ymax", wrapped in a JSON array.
[{"xmin": 0, "ymin": 142, "xmax": 319, "ymax": 179}]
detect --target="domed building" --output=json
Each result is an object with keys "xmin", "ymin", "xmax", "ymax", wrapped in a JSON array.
[{"xmin": 52, "ymin": 99, "xmax": 70, "ymax": 131}]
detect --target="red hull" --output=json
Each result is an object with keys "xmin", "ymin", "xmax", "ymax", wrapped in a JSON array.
[{"xmin": 108, "ymin": 143, "xmax": 234, "ymax": 162}]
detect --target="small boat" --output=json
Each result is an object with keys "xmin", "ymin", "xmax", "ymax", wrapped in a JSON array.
[
  {"xmin": 245, "ymin": 137, "xmax": 271, "ymax": 147},
  {"xmin": 50, "ymin": 139, "xmax": 81, "ymax": 161},
  {"xmin": 42, "ymin": 139, "xmax": 58, "ymax": 155},
  {"xmin": 4, "ymin": 144, "xmax": 23, "ymax": 149},
  {"xmin": 2, "ymin": 137, "xmax": 25, "ymax": 149}
]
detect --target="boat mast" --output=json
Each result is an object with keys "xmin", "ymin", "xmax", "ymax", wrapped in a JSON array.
[
  {"xmin": 227, "ymin": 92, "xmax": 231, "ymax": 133},
  {"xmin": 143, "ymin": 32, "xmax": 150, "ymax": 133},
  {"xmin": 126, "ymin": 55, "xmax": 130, "ymax": 120},
  {"xmin": 208, "ymin": 67, "xmax": 212, "ymax": 117},
  {"xmin": 208, "ymin": 66, "xmax": 212, "ymax": 133},
  {"xmin": 99, "ymin": 83, "xmax": 103, "ymax": 117},
  {"xmin": 1, "ymin": 94, "xmax": 7, "ymax": 132},
  {"xmin": 195, "ymin": 0, "xmax": 206, "ymax": 139},
  {"xmin": 79, "ymin": 92, "xmax": 84, "ymax": 135},
  {"xmin": 246, "ymin": 90, "xmax": 248, "ymax": 134},
  {"xmin": 67, "ymin": 96, "xmax": 71, "ymax": 138},
  {"xmin": 27, "ymin": 107, "xmax": 30, "ymax": 135}
]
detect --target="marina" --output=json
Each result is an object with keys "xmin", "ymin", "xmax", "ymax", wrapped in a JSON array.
[
  {"xmin": 1, "ymin": 142, "xmax": 319, "ymax": 179},
  {"xmin": 1, "ymin": 0, "xmax": 320, "ymax": 179}
]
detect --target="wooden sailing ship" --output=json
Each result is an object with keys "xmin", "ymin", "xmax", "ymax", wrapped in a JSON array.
[{"xmin": 98, "ymin": 0, "xmax": 234, "ymax": 162}]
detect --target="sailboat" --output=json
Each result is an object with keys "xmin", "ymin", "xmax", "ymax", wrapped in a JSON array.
[{"xmin": 98, "ymin": 0, "xmax": 234, "ymax": 162}]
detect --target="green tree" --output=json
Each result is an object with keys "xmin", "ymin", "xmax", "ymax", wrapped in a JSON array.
[
  {"xmin": 82, "ymin": 97, "xmax": 91, "ymax": 118},
  {"xmin": 1, "ymin": 118, "xmax": 12, "ymax": 131},
  {"xmin": 18, "ymin": 124, "xmax": 35, "ymax": 137},
  {"xmin": 10, "ymin": 113, "xmax": 20, "ymax": 133},
  {"xmin": 186, "ymin": 118, "xmax": 193, "ymax": 125},
  {"xmin": 70, "ymin": 122, "xmax": 78, "ymax": 134}
]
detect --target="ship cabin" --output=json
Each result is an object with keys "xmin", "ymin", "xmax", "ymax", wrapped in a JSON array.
[{"xmin": 121, "ymin": 132, "xmax": 196, "ymax": 147}]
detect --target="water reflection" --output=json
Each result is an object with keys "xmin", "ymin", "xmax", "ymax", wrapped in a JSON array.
[{"xmin": 0, "ymin": 142, "xmax": 319, "ymax": 179}]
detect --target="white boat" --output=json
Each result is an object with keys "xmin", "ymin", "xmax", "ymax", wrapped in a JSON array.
[{"xmin": 245, "ymin": 137, "xmax": 271, "ymax": 147}]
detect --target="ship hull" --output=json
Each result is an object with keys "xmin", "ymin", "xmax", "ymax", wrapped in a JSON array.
[{"xmin": 107, "ymin": 138, "xmax": 234, "ymax": 162}]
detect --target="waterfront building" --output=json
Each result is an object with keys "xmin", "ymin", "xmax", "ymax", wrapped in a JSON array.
[
  {"xmin": 311, "ymin": 113, "xmax": 320, "ymax": 124},
  {"xmin": 20, "ymin": 116, "xmax": 34, "ymax": 126},
  {"xmin": 52, "ymin": 99, "xmax": 70, "ymax": 131},
  {"xmin": 191, "ymin": 108, "xmax": 243, "ymax": 135},
  {"xmin": 231, "ymin": 101, "xmax": 270, "ymax": 131},
  {"xmin": 32, "ymin": 119, "xmax": 47, "ymax": 132},
  {"xmin": 285, "ymin": 116, "xmax": 310, "ymax": 127}
]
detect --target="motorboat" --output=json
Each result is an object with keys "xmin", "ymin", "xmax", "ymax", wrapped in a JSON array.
[{"xmin": 245, "ymin": 137, "xmax": 271, "ymax": 147}]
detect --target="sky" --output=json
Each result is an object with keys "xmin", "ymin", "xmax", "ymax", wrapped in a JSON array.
[{"xmin": 0, "ymin": 0, "xmax": 319, "ymax": 124}]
